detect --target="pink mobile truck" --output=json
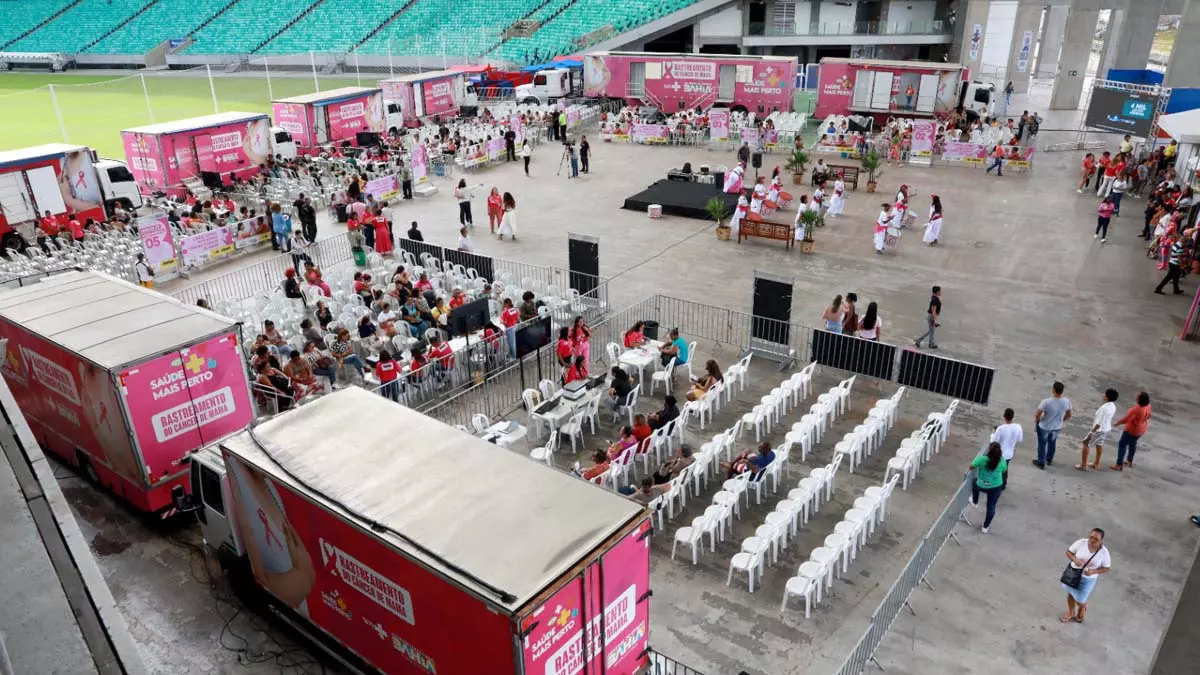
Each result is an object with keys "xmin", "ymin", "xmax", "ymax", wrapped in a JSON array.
[
  {"xmin": 0, "ymin": 270, "xmax": 255, "ymax": 516},
  {"xmin": 272, "ymin": 86, "xmax": 386, "ymax": 152},
  {"xmin": 122, "ymin": 111, "xmax": 294, "ymax": 198},
  {"xmin": 813, "ymin": 58, "xmax": 968, "ymax": 120},
  {"xmin": 583, "ymin": 51, "xmax": 797, "ymax": 114},
  {"xmin": 190, "ymin": 388, "xmax": 653, "ymax": 675},
  {"xmin": 378, "ymin": 70, "xmax": 475, "ymax": 132}
]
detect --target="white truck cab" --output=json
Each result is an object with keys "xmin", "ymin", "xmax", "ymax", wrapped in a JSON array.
[
  {"xmin": 187, "ymin": 445, "xmax": 240, "ymax": 559},
  {"xmin": 93, "ymin": 158, "xmax": 144, "ymax": 212},
  {"xmin": 269, "ymin": 126, "xmax": 297, "ymax": 160},
  {"xmin": 962, "ymin": 81, "xmax": 996, "ymax": 116},
  {"xmin": 516, "ymin": 68, "xmax": 580, "ymax": 105}
]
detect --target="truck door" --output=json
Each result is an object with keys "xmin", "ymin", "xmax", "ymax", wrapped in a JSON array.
[
  {"xmin": 25, "ymin": 166, "xmax": 66, "ymax": 214},
  {"xmin": 314, "ymin": 107, "xmax": 329, "ymax": 144},
  {"xmin": 0, "ymin": 172, "xmax": 35, "ymax": 223},
  {"xmin": 718, "ymin": 64, "xmax": 735, "ymax": 100},
  {"xmin": 629, "ymin": 62, "xmax": 646, "ymax": 97},
  {"xmin": 189, "ymin": 449, "xmax": 238, "ymax": 554}
]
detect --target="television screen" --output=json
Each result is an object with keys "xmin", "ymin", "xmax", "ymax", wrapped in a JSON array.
[
  {"xmin": 515, "ymin": 317, "xmax": 552, "ymax": 357},
  {"xmin": 450, "ymin": 297, "xmax": 490, "ymax": 335}
]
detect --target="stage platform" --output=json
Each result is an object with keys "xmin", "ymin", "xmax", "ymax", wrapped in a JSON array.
[{"xmin": 622, "ymin": 179, "xmax": 739, "ymax": 220}]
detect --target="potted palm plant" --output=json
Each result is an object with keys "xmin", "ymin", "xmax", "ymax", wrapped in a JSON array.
[
  {"xmin": 797, "ymin": 208, "xmax": 820, "ymax": 254},
  {"xmin": 861, "ymin": 149, "xmax": 882, "ymax": 192},
  {"xmin": 708, "ymin": 196, "xmax": 732, "ymax": 241},
  {"xmin": 785, "ymin": 147, "xmax": 809, "ymax": 184}
]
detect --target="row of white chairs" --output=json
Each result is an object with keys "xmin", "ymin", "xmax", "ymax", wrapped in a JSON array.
[
  {"xmin": 883, "ymin": 399, "xmax": 958, "ymax": 489},
  {"xmin": 781, "ymin": 473, "xmax": 901, "ymax": 616}
]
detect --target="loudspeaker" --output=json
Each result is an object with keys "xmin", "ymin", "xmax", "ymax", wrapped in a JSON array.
[
  {"xmin": 751, "ymin": 152, "xmax": 763, "ymax": 169},
  {"xmin": 751, "ymin": 272, "xmax": 792, "ymax": 347},
  {"xmin": 568, "ymin": 233, "xmax": 600, "ymax": 298}
]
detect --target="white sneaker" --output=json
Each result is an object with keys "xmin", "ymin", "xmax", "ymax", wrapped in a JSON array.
[
  {"xmin": 1094, "ymin": 234, "xmax": 1099, "ymax": 239},
  {"xmin": 1076, "ymin": 189, "xmax": 1083, "ymax": 194},
  {"xmin": 1101, "ymin": 238, "xmax": 1107, "ymax": 244},
  {"xmin": 981, "ymin": 527, "xmax": 989, "ymax": 534}
]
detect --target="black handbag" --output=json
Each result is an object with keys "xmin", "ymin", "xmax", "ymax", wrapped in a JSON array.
[{"xmin": 1060, "ymin": 548, "xmax": 1099, "ymax": 589}]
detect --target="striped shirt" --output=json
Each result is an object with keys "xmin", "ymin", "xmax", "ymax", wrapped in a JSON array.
[{"xmin": 1168, "ymin": 241, "xmax": 1184, "ymax": 266}]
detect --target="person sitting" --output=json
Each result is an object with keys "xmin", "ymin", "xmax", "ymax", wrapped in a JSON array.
[
  {"xmin": 619, "ymin": 477, "xmax": 669, "ymax": 506},
  {"xmin": 687, "ymin": 359, "xmax": 723, "ymax": 402},
  {"xmin": 606, "ymin": 425, "xmax": 639, "ymax": 461},
  {"xmin": 606, "ymin": 367, "xmax": 633, "ymax": 413},
  {"xmin": 580, "ymin": 450, "xmax": 611, "ymax": 484},
  {"xmin": 431, "ymin": 295, "xmax": 452, "ymax": 328},
  {"xmin": 658, "ymin": 327, "xmax": 688, "ymax": 368},
  {"xmin": 555, "ymin": 327, "xmax": 574, "ymax": 366},
  {"xmin": 254, "ymin": 361, "xmax": 294, "ymax": 412},
  {"xmin": 723, "ymin": 442, "xmax": 776, "ymax": 480},
  {"xmin": 647, "ymin": 394, "xmax": 680, "ymax": 430},
  {"xmin": 563, "ymin": 355, "xmax": 588, "ymax": 385},
  {"xmin": 299, "ymin": 318, "xmax": 323, "ymax": 347},
  {"xmin": 623, "ymin": 321, "xmax": 646, "ymax": 348},
  {"xmin": 632, "ymin": 413, "xmax": 653, "ymax": 447},
  {"xmin": 811, "ymin": 158, "xmax": 829, "ymax": 186},
  {"xmin": 301, "ymin": 340, "xmax": 336, "ymax": 385},
  {"xmin": 252, "ymin": 343, "xmax": 281, "ymax": 372},
  {"xmin": 357, "ymin": 314, "xmax": 377, "ymax": 339},
  {"xmin": 449, "ymin": 287, "xmax": 467, "ymax": 310},
  {"xmin": 377, "ymin": 301, "xmax": 397, "ymax": 325},
  {"xmin": 329, "ymin": 327, "xmax": 365, "ymax": 378},
  {"xmin": 653, "ymin": 444, "xmax": 695, "ymax": 484},
  {"xmin": 408, "ymin": 344, "xmax": 430, "ymax": 382},
  {"xmin": 428, "ymin": 334, "xmax": 455, "ymax": 373},
  {"xmin": 414, "ymin": 272, "xmax": 433, "ymax": 293},
  {"xmin": 282, "ymin": 350, "xmax": 319, "ymax": 399},
  {"xmin": 375, "ymin": 349, "xmax": 401, "ymax": 402},
  {"xmin": 400, "ymin": 295, "xmax": 428, "ymax": 337}
]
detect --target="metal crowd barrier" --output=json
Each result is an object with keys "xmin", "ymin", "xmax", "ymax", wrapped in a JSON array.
[
  {"xmin": 166, "ymin": 235, "xmax": 351, "ymax": 306},
  {"xmin": 835, "ymin": 467, "xmax": 976, "ymax": 674},
  {"xmin": 645, "ymin": 649, "xmax": 709, "ymax": 675}
]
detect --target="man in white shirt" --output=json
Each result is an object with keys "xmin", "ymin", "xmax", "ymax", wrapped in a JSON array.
[
  {"xmin": 1077, "ymin": 388, "xmax": 1118, "ymax": 471},
  {"xmin": 990, "ymin": 408, "xmax": 1023, "ymax": 491}
]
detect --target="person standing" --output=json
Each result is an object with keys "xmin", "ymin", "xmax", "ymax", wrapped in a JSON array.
[
  {"xmin": 1110, "ymin": 391, "xmax": 1151, "ymax": 470},
  {"xmin": 985, "ymin": 143, "xmax": 1005, "ymax": 176},
  {"xmin": 1004, "ymin": 81, "xmax": 1014, "ymax": 107},
  {"xmin": 486, "ymin": 187, "xmax": 503, "ymax": 234},
  {"xmin": 1077, "ymin": 152, "xmax": 1097, "ymax": 193},
  {"xmin": 521, "ymin": 140, "xmax": 532, "ymax": 176},
  {"xmin": 1033, "ymin": 381, "xmax": 1072, "ymax": 468},
  {"xmin": 557, "ymin": 109, "xmax": 567, "ymax": 141},
  {"xmin": 737, "ymin": 141, "xmax": 750, "ymax": 166},
  {"xmin": 454, "ymin": 179, "xmax": 474, "ymax": 227},
  {"xmin": 406, "ymin": 220, "xmax": 423, "ymax": 242},
  {"xmin": 457, "ymin": 226, "xmax": 473, "ymax": 253},
  {"xmin": 270, "ymin": 204, "xmax": 292, "ymax": 252},
  {"xmin": 873, "ymin": 203, "xmax": 892, "ymax": 255},
  {"xmin": 968, "ymin": 442, "xmax": 1007, "ymax": 533},
  {"xmin": 922, "ymin": 194, "xmax": 944, "ymax": 246},
  {"xmin": 842, "ymin": 292, "xmax": 859, "ymax": 335},
  {"xmin": 134, "ymin": 252, "xmax": 155, "ymax": 289},
  {"xmin": 504, "ymin": 127, "xmax": 517, "ymax": 162},
  {"xmin": 295, "ymin": 193, "xmax": 317, "ymax": 243},
  {"xmin": 1095, "ymin": 197, "xmax": 1114, "ymax": 243},
  {"xmin": 568, "ymin": 141, "xmax": 579, "ymax": 179},
  {"xmin": 913, "ymin": 285, "xmax": 941, "ymax": 349},
  {"xmin": 820, "ymin": 295, "xmax": 844, "ymax": 334},
  {"xmin": 1061, "ymin": 528, "xmax": 1112, "ymax": 624},
  {"xmin": 579, "ymin": 135, "xmax": 591, "ymax": 173},
  {"xmin": 1076, "ymin": 388, "xmax": 1117, "ymax": 470},
  {"xmin": 858, "ymin": 302, "xmax": 883, "ymax": 341},
  {"xmin": 1153, "ymin": 233, "xmax": 1186, "ymax": 295},
  {"xmin": 990, "ymin": 408, "xmax": 1023, "ymax": 490},
  {"xmin": 497, "ymin": 192, "xmax": 518, "ymax": 241},
  {"xmin": 400, "ymin": 161, "xmax": 413, "ymax": 200}
]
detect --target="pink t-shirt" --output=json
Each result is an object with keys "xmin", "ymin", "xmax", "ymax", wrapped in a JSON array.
[{"xmin": 1098, "ymin": 202, "xmax": 1115, "ymax": 218}]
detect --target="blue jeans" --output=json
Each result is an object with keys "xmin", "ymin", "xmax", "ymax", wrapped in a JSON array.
[
  {"xmin": 1036, "ymin": 426, "xmax": 1060, "ymax": 464},
  {"xmin": 1111, "ymin": 191, "xmax": 1123, "ymax": 215},
  {"xmin": 986, "ymin": 157, "xmax": 1003, "ymax": 175},
  {"xmin": 313, "ymin": 365, "xmax": 336, "ymax": 381},
  {"xmin": 340, "ymin": 354, "xmax": 365, "ymax": 377},
  {"xmin": 380, "ymin": 380, "xmax": 400, "ymax": 401},
  {"xmin": 1116, "ymin": 431, "xmax": 1141, "ymax": 465},
  {"xmin": 972, "ymin": 483, "xmax": 1002, "ymax": 527}
]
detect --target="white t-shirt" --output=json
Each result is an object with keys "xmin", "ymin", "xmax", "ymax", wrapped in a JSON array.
[
  {"xmin": 135, "ymin": 261, "xmax": 153, "ymax": 282},
  {"xmin": 457, "ymin": 235, "xmax": 473, "ymax": 252},
  {"xmin": 1093, "ymin": 401, "xmax": 1116, "ymax": 432},
  {"xmin": 990, "ymin": 422, "xmax": 1024, "ymax": 460},
  {"xmin": 377, "ymin": 310, "xmax": 397, "ymax": 324},
  {"xmin": 1068, "ymin": 539, "xmax": 1111, "ymax": 576},
  {"xmin": 858, "ymin": 317, "xmax": 882, "ymax": 340}
]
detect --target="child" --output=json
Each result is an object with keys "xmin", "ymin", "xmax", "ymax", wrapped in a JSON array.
[{"xmin": 1095, "ymin": 197, "xmax": 1114, "ymax": 243}]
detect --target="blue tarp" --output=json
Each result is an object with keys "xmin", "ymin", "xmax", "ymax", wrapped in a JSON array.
[{"xmin": 520, "ymin": 60, "xmax": 582, "ymax": 73}]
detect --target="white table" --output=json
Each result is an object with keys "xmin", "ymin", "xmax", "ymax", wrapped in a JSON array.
[
  {"xmin": 619, "ymin": 341, "xmax": 662, "ymax": 383},
  {"xmin": 479, "ymin": 421, "xmax": 528, "ymax": 448},
  {"xmin": 533, "ymin": 389, "xmax": 602, "ymax": 435}
]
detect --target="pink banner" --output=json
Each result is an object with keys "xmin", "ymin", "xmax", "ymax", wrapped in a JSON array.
[
  {"xmin": 709, "ymin": 109, "xmax": 729, "ymax": 140},
  {"xmin": 422, "ymin": 76, "xmax": 457, "ymax": 118},
  {"xmin": 941, "ymin": 141, "xmax": 988, "ymax": 163},
  {"xmin": 363, "ymin": 175, "xmax": 399, "ymax": 201},
  {"xmin": 740, "ymin": 127, "xmax": 760, "ymax": 145},
  {"xmin": 510, "ymin": 114, "xmax": 524, "ymax": 143},
  {"xmin": 630, "ymin": 124, "xmax": 669, "ymax": 144},
  {"xmin": 600, "ymin": 520, "xmax": 651, "ymax": 674},
  {"xmin": 179, "ymin": 225, "xmax": 234, "ymax": 267},
  {"xmin": 521, "ymin": 576, "xmax": 585, "ymax": 675},
  {"xmin": 486, "ymin": 138, "xmax": 505, "ymax": 161},
  {"xmin": 121, "ymin": 132, "xmax": 165, "ymax": 193},
  {"xmin": 327, "ymin": 97, "xmax": 371, "ymax": 143},
  {"xmin": 272, "ymin": 102, "xmax": 311, "ymax": 147},
  {"xmin": 912, "ymin": 120, "xmax": 935, "ymax": 158},
  {"xmin": 119, "ymin": 332, "xmax": 253, "ymax": 484},
  {"xmin": 137, "ymin": 214, "xmax": 177, "ymax": 276},
  {"xmin": 411, "ymin": 145, "xmax": 428, "ymax": 183}
]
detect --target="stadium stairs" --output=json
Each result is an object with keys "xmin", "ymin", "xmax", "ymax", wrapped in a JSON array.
[
  {"xmin": 353, "ymin": 0, "xmax": 421, "ymax": 51},
  {"xmin": 0, "ymin": 0, "xmax": 83, "ymax": 51},
  {"xmin": 81, "ymin": 0, "xmax": 161, "ymax": 52},
  {"xmin": 250, "ymin": 0, "xmax": 328, "ymax": 53},
  {"xmin": 477, "ymin": 0, "xmax": 571, "ymax": 57}
]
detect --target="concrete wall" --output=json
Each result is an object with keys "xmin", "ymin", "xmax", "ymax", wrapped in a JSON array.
[
  {"xmin": 980, "ymin": 0, "xmax": 1018, "ymax": 72},
  {"xmin": 819, "ymin": 2, "xmax": 858, "ymax": 29},
  {"xmin": 886, "ymin": 0, "xmax": 937, "ymax": 31},
  {"xmin": 697, "ymin": 4, "xmax": 744, "ymax": 37}
]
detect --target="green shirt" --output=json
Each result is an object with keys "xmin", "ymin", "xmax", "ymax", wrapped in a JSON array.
[{"xmin": 971, "ymin": 455, "xmax": 1007, "ymax": 489}]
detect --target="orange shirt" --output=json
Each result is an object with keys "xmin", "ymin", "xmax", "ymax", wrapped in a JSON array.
[
  {"xmin": 582, "ymin": 461, "xmax": 609, "ymax": 482},
  {"xmin": 1116, "ymin": 404, "xmax": 1151, "ymax": 436}
]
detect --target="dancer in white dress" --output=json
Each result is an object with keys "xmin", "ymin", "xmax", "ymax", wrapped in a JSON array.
[
  {"xmin": 497, "ymin": 192, "xmax": 518, "ymax": 240},
  {"xmin": 793, "ymin": 195, "xmax": 812, "ymax": 242},
  {"xmin": 923, "ymin": 194, "xmax": 943, "ymax": 245},
  {"xmin": 827, "ymin": 177, "xmax": 846, "ymax": 217},
  {"xmin": 749, "ymin": 189, "xmax": 764, "ymax": 215},
  {"xmin": 874, "ymin": 203, "xmax": 892, "ymax": 253},
  {"xmin": 730, "ymin": 191, "xmax": 749, "ymax": 236},
  {"xmin": 723, "ymin": 163, "xmax": 745, "ymax": 194}
]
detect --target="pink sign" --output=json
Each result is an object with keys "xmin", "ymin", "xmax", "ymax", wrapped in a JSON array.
[
  {"xmin": 179, "ymin": 225, "xmax": 234, "ymax": 267},
  {"xmin": 119, "ymin": 332, "xmax": 253, "ymax": 484},
  {"xmin": 510, "ymin": 114, "xmax": 524, "ymax": 143},
  {"xmin": 583, "ymin": 54, "xmax": 795, "ymax": 115},
  {"xmin": 121, "ymin": 132, "xmax": 165, "ymax": 193},
  {"xmin": 740, "ymin": 127, "xmax": 760, "ymax": 145},
  {"xmin": 814, "ymin": 61, "xmax": 855, "ymax": 119},
  {"xmin": 411, "ymin": 145, "xmax": 428, "ymax": 183},
  {"xmin": 327, "ymin": 96, "xmax": 372, "ymax": 143},
  {"xmin": 912, "ymin": 119, "xmax": 935, "ymax": 158},
  {"xmin": 272, "ymin": 102, "xmax": 311, "ymax": 147},
  {"xmin": 942, "ymin": 141, "xmax": 988, "ymax": 163},
  {"xmin": 709, "ymin": 109, "xmax": 729, "ymax": 140},
  {"xmin": 521, "ymin": 576, "xmax": 585, "ymax": 675},
  {"xmin": 137, "ymin": 214, "xmax": 177, "ymax": 276},
  {"xmin": 422, "ymin": 76, "xmax": 457, "ymax": 118},
  {"xmin": 630, "ymin": 124, "xmax": 669, "ymax": 144}
]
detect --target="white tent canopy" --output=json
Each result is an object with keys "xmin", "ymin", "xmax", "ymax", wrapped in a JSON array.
[{"xmin": 1158, "ymin": 109, "xmax": 1200, "ymax": 144}]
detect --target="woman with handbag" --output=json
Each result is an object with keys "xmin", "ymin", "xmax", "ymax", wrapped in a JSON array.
[{"xmin": 1060, "ymin": 528, "xmax": 1112, "ymax": 623}]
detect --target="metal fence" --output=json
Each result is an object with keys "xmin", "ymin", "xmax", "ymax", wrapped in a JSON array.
[
  {"xmin": 645, "ymin": 649, "xmax": 709, "ymax": 675},
  {"xmin": 835, "ymin": 473, "xmax": 974, "ymax": 675}
]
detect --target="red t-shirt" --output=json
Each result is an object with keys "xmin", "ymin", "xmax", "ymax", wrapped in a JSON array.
[
  {"xmin": 500, "ymin": 306, "xmax": 520, "ymax": 328},
  {"xmin": 68, "ymin": 219, "xmax": 83, "ymax": 239},
  {"xmin": 430, "ymin": 342, "xmax": 454, "ymax": 368},
  {"xmin": 353, "ymin": 280, "xmax": 369, "ymax": 293},
  {"xmin": 633, "ymin": 423, "xmax": 652, "ymax": 444},
  {"xmin": 623, "ymin": 330, "xmax": 643, "ymax": 348},
  {"xmin": 563, "ymin": 364, "xmax": 587, "ymax": 384},
  {"xmin": 449, "ymin": 295, "xmax": 465, "ymax": 310},
  {"xmin": 40, "ymin": 217, "xmax": 59, "ymax": 236},
  {"xmin": 376, "ymin": 360, "xmax": 400, "ymax": 383},
  {"xmin": 556, "ymin": 339, "xmax": 573, "ymax": 363}
]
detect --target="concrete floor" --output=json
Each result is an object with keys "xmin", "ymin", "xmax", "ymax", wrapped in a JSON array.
[{"xmin": 54, "ymin": 80, "xmax": 1200, "ymax": 675}]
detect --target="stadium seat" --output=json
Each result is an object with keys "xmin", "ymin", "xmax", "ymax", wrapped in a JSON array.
[
  {"xmin": 8, "ymin": 0, "xmax": 152, "ymax": 53},
  {"xmin": 185, "ymin": 0, "xmax": 320, "ymax": 54},
  {"xmin": 0, "ymin": 0, "xmax": 74, "ymax": 49},
  {"xmin": 259, "ymin": 0, "xmax": 399, "ymax": 55},
  {"xmin": 87, "ymin": 0, "xmax": 230, "ymax": 54},
  {"xmin": 358, "ymin": 0, "xmax": 546, "ymax": 58}
]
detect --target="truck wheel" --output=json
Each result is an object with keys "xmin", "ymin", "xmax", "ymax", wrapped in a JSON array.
[{"xmin": 76, "ymin": 451, "xmax": 100, "ymax": 484}]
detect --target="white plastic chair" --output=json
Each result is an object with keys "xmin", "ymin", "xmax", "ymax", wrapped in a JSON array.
[
  {"xmin": 728, "ymin": 537, "xmax": 769, "ymax": 592},
  {"xmin": 529, "ymin": 433, "xmax": 559, "ymax": 465},
  {"xmin": 834, "ymin": 432, "xmax": 867, "ymax": 473},
  {"xmin": 606, "ymin": 341, "xmax": 623, "ymax": 365},
  {"xmin": 863, "ymin": 473, "xmax": 901, "ymax": 523},
  {"xmin": 471, "ymin": 414, "xmax": 490, "ymax": 435},
  {"xmin": 651, "ymin": 357, "xmax": 677, "ymax": 396},
  {"xmin": 558, "ymin": 410, "xmax": 588, "ymax": 452},
  {"xmin": 809, "ymin": 453, "xmax": 844, "ymax": 502},
  {"xmin": 672, "ymin": 515, "xmax": 709, "ymax": 564},
  {"xmin": 740, "ymin": 404, "xmax": 771, "ymax": 442},
  {"xmin": 614, "ymin": 383, "xmax": 641, "ymax": 425},
  {"xmin": 781, "ymin": 574, "xmax": 818, "ymax": 616}
]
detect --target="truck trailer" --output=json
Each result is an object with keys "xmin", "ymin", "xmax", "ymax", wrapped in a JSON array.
[
  {"xmin": 379, "ymin": 70, "xmax": 477, "ymax": 131},
  {"xmin": 584, "ymin": 51, "xmax": 797, "ymax": 114},
  {"xmin": 122, "ymin": 111, "xmax": 296, "ymax": 198},
  {"xmin": 0, "ymin": 143, "xmax": 142, "ymax": 244},
  {"xmin": 192, "ymin": 387, "xmax": 653, "ymax": 675},
  {"xmin": 813, "ymin": 58, "xmax": 968, "ymax": 120},
  {"xmin": 0, "ymin": 270, "xmax": 255, "ymax": 515},
  {"xmin": 272, "ymin": 87, "xmax": 386, "ymax": 152}
]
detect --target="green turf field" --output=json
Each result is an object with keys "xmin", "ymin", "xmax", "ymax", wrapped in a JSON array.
[{"xmin": 0, "ymin": 72, "xmax": 360, "ymax": 158}]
